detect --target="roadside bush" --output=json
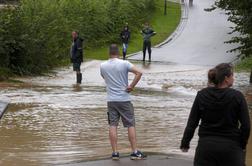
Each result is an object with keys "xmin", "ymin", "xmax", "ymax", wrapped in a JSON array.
[{"xmin": 0, "ymin": 0, "xmax": 156, "ymax": 75}]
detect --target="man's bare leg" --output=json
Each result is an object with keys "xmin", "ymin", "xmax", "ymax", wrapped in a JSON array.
[
  {"xmin": 109, "ymin": 126, "xmax": 118, "ymax": 152},
  {"xmin": 128, "ymin": 126, "xmax": 137, "ymax": 152}
]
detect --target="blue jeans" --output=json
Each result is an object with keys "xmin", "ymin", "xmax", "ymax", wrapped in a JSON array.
[
  {"xmin": 123, "ymin": 43, "xmax": 128, "ymax": 52},
  {"xmin": 122, "ymin": 43, "xmax": 128, "ymax": 60}
]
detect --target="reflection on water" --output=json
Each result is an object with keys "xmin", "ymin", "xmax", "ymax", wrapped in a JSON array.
[{"xmin": 0, "ymin": 61, "xmax": 251, "ymax": 165}]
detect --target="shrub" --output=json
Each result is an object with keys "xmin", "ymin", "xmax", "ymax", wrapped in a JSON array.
[{"xmin": 0, "ymin": 0, "xmax": 156, "ymax": 75}]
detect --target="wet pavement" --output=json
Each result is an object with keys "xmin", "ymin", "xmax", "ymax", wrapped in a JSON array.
[
  {"xmin": 129, "ymin": 0, "xmax": 239, "ymax": 65},
  {"xmin": 63, "ymin": 154, "xmax": 193, "ymax": 166},
  {"xmin": 0, "ymin": 0, "xmax": 251, "ymax": 165}
]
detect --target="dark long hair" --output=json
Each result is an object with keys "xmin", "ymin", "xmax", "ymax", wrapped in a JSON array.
[{"xmin": 208, "ymin": 63, "xmax": 233, "ymax": 86}]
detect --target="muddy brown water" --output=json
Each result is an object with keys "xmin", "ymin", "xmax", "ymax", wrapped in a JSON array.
[{"xmin": 0, "ymin": 61, "xmax": 251, "ymax": 165}]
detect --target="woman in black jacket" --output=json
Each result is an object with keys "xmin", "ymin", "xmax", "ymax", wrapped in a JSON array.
[
  {"xmin": 120, "ymin": 25, "xmax": 130, "ymax": 60},
  {"xmin": 180, "ymin": 63, "xmax": 251, "ymax": 166}
]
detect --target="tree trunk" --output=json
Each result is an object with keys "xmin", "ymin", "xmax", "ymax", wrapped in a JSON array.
[{"xmin": 250, "ymin": 68, "xmax": 252, "ymax": 84}]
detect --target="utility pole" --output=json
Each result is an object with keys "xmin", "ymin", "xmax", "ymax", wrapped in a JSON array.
[{"xmin": 164, "ymin": 0, "xmax": 167, "ymax": 15}]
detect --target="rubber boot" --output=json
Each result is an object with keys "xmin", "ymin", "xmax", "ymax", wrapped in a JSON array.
[
  {"xmin": 80, "ymin": 73, "xmax": 82, "ymax": 83},
  {"xmin": 123, "ymin": 52, "xmax": 126, "ymax": 60},
  {"xmin": 77, "ymin": 73, "xmax": 82, "ymax": 84},
  {"xmin": 149, "ymin": 53, "xmax": 151, "ymax": 62},
  {"xmin": 143, "ymin": 53, "xmax": 146, "ymax": 61}
]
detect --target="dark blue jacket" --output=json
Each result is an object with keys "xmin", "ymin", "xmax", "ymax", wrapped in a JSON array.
[
  {"xmin": 70, "ymin": 37, "xmax": 83, "ymax": 63},
  {"xmin": 120, "ymin": 30, "xmax": 130, "ymax": 44}
]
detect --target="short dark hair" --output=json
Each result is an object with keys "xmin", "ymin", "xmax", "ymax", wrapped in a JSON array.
[{"xmin": 109, "ymin": 44, "xmax": 119, "ymax": 55}]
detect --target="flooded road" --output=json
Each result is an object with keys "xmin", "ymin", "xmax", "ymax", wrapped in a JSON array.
[
  {"xmin": 0, "ymin": 61, "xmax": 251, "ymax": 166},
  {"xmin": 0, "ymin": 0, "xmax": 250, "ymax": 165}
]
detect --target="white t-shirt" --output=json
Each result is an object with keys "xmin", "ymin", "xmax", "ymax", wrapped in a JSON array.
[{"xmin": 100, "ymin": 58, "xmax": 133, "ymax": 102}]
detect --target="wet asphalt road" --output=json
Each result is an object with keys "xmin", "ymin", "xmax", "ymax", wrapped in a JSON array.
[{"xmin": 129, "ymin": 0, "xmax": 239, "ymax": 66}]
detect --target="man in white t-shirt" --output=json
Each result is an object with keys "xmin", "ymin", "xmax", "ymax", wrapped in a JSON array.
[{"xmin": 100, "ymin": 44, "xmax": 146, "ymax": 160}]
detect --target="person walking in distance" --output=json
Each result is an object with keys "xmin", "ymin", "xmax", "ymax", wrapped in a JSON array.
[
  {"xmin": 120, "ymin": 25, "xmax": 130, "ymax": 60},
  {"xmin": 180, "ymin": 63, "xmax": 251, "ymax": 166},
  {"xmin": 70, "ymin": 31, "xmax": 83, "ymax": 84},
  {"xmin": 141, "ymin": 22, "xmax": 156, "ymax": 62},
  {"xmin": 100, "ymin": 44, "xmax": 146, "ymax": 160}
]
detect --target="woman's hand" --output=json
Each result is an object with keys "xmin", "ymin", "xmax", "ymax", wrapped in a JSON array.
[{"xmin": 181, "ymin": 148, "xmax": 189, "ymax": 152}]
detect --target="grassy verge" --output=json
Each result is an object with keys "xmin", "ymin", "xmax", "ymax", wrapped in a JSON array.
[
  {"xmin": 85, "ymin": 0, "xmax": 181, "ymax": 60},
  {"xmin": 235, "ymin": 56, "xmax": 252, "ymax": 72}
]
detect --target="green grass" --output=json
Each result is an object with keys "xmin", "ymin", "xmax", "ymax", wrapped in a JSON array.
[
  {"xmin": 85, "ymin": 0, "xmax": 181, "ymax": 60},
  {"xmin": 235, "ymin": 56, "xmax": 252, "ymax": 72}
]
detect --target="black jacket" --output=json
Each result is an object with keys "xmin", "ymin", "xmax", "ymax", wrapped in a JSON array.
[
  {"xmin": 120, "ymin": 30, "xmax": 130, "ymax": 44},
  {"xmin": 70, "ymin": 37, "xmax": 83, "ymax": 63},
  {"xmin": 181, "ymin": 87, "xmax": 251, "ymax": 149}
]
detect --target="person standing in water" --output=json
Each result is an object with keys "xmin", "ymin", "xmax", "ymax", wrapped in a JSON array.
[
  {"xmin": 70, "ymin": 31, "xmax": 83, "ymax": 84},
  {"xmin": 180, "ymin": 63, "xmax": 251, "ymax": 166},
  {"xmin": 100, "ymin": 44, "xmax": 146, "ymax": 160}
]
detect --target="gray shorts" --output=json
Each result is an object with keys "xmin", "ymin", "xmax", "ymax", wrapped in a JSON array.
[{"xmin": 107, "ymin": 101, "xmax": 135, "ymax": 128}]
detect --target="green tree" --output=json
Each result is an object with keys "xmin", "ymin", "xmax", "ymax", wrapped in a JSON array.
[{"xmin": 210, "ymin": 0, "xmax": 252, "ymax": 83}]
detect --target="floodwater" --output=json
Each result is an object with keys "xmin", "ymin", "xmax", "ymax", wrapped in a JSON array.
[{"xmin": 0, "ymin": 60, "xmax": 251, "ymax": 166}]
